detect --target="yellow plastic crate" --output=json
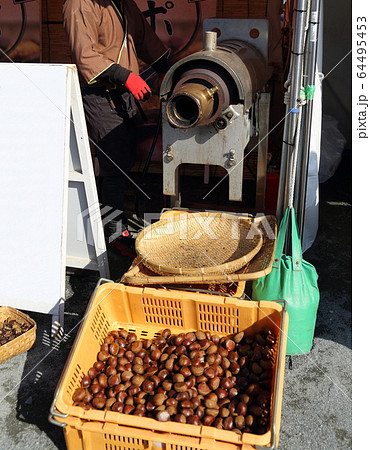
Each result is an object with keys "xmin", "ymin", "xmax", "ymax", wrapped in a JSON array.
[{"xmin": 49, "ymin": 280, "xmax": 288, "ymax": 450}]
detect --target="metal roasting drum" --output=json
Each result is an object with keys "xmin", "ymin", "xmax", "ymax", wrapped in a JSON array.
[
  {"xmin": 162, "ymin": 33, "xmax": 269, "ymax": 129},
  {"xmin": 160, "ymin": 20, "xmax": 272, "ymax": 204}
]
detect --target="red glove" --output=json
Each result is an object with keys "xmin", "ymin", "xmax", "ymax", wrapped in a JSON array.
[{"xmin": 125, "ymin": 73, "xmax": 151, "ymax": 101}]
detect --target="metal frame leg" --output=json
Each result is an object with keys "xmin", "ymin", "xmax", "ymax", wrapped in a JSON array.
[{"xmin": 256, "ymin": 92, "xmax": 271, "ymax": 212}]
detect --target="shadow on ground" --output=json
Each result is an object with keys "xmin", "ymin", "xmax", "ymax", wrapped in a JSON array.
[{"xmin": 13, "ymin": 272, "xmax": 100, "ymax": 449}]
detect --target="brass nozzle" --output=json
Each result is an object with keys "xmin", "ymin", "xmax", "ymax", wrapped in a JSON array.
[{"xmin": 166, "ymin": 83, "xmax": 219, "ymax": 128}]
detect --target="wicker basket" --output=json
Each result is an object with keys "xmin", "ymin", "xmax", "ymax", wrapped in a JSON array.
[
  {"xmin": 124, "ymin": 215, "xmax": 277, "ymax": 285},
  {"xmin": 0, "ymin": 307, "xmax": 36, "ymax": 364},
  {"xmin": 135, "ymin": 211, "xmax": 263, "ymax": 276}
]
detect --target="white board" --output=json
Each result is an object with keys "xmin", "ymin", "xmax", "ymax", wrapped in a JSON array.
[{"xmin": 0, "ymin": 63, "xmax": 108, "ymax": 321}]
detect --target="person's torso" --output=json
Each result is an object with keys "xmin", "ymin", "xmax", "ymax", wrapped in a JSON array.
[{"xmin": 86, "ymin": 0, "xmax": 140, "ymax": 74}]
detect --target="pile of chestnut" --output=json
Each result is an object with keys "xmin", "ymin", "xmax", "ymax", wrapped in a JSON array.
[
  {"xmin": 0, "ymin": 317, "xmax": 33, "ymax": 346},
  {"xmin": 72, "ymin": 327, "xmax": 277, "ymax": 436}
]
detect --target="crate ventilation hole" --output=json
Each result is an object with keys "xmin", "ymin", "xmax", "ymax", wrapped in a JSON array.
[
  {"xmin": 197, "ymin": 303, "xmax": 239, "ymax": 334},
  {"xmin": 142, "ymin": 297, "xmax": 184, "ymax": 327},
  {"xmin": 90, "ymin": 305, "xmax": 109, "ymax": 344},
  {"xmin": 67, "ymin": 363, "xmax": 83, "ymax": 396},
  {"xmin": 104, "ymin": 434, "xmax": 149, "ymax": 450},
  {"xmin": 168, "ymin": 445, "xmax": 194, "ymax": 450}
]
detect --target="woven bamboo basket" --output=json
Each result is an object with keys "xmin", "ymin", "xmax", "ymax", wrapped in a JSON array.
[
  {"xmin": 135, "ymin": 211, "xmax": 263, "ymax": 276},
  {"xmin": 124, "ymin": 215, "xmax": 277, "ymax": 285},
  {"xmin": 0, "ymin": 307, "xmax": 36, "ymax": 364}
]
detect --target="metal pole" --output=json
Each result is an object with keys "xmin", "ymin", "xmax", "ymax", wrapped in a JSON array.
[
  {"xmin": 296, "ymin": 0, "xmax": 322, "ymax": 239},
  {"xmin": 276, "ymin": 102, "xmax": 291, "ymax": 222},
  {"xmin": 276, "ymin": 0, "xmax": 309, "ymax": 222}
]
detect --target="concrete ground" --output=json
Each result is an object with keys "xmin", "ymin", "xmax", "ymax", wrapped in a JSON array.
[{"xmin": 0, "ymin": 151, "xmax": 351, "ymax": 449}]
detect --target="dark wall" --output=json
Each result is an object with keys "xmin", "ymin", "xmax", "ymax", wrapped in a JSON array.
[{"xmin": 321, "ymin": 0, "xmax": 352, "ymax": 146}]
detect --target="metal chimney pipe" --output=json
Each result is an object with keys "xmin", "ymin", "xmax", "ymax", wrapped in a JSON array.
[{"xmin": 204, "ymin": 31, "xmax": 217, "ymax": 52}]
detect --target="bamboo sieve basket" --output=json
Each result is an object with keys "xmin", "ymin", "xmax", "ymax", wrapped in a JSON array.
[{"xmin": 135, "ymin": 211, "xmax": 263, "ymax": 276}]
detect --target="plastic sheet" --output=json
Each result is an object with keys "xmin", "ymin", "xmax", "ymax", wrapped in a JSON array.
[{"xmin": 319, "ymin": 114, "xmax": 347, "ymax": 183}]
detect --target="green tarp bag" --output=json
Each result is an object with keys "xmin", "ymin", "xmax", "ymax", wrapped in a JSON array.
[{"xmin": 252, "ymin": 207, "xmax": 320, "ymax": 355}]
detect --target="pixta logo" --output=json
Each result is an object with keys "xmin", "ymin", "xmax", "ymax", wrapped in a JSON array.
[{"xmin": 77, "ymin": 203, "xmax": 127, "ymax": 248}]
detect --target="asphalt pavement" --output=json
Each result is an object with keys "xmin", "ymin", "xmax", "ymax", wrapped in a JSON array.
[{"xmin": 0, "ymin": 152, "xmax": 352, "ymax": 449}]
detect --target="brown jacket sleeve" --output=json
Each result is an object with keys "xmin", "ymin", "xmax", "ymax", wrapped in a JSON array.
[
  {"xmin": 63, "ymin": 0, "xmax": 168, "ymax": 85},
  {"xmin": 63, "ymin": 0, "xmax": 120, "ymax": 84}
]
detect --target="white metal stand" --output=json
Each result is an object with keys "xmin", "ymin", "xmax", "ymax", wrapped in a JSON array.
[
  {"xmin": 65, "ymin": 65, "xmax": 109, "ymax": 277},
  {"xmin": 53, "ymin": 64, "xmax": 110, "ymax": 338},
  {"xmin": 0, "ymin": 63, "xmax": 109, "ymax": 339}
]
